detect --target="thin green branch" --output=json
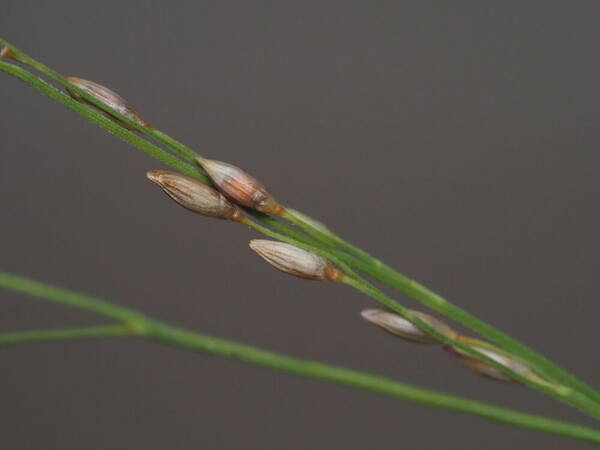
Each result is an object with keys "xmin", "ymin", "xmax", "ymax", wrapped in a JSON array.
[
  {"xmin": 1, "ymin": 43, "xmax": 592, "ymax": 400},
  {"xmin": 4, "ymin": 51, "xmax": 600, "ymax": 412},
  {"xmin": 2, "ymin": 38, "xmax": 600, "ymax": 435},
  {"xmin": 0, "ymin": 272, "xmax": 147, "ymax": 329},
  {"xmin": 149, "ymin": 323, "xmax": 600, "ymax": 445},
  {"xmin": 1, "ymin": 271, "xmax": 600, "ymax": 445},
  {"xmin": 0, "ymin": 325, "xmax": 133, "ymax": 346},
  {"xmin": 2, "ymin": 52, "xmax": 598, "ymax": 409}
]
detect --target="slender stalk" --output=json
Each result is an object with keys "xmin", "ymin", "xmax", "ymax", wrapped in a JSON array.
[
  {"xmin": 149, "ymin": 323, "xmax": 600, "ymax": 445},
  {"xmin": 0, "ymin": 325, "xmax": 134, "ymax": 345},
  {"xmin": 1, "ymin": 272, "xmax": 600, "ymax": 445},
  {"xmin": 2, "ymin": 54, "xmax": 598, "ymax": 407},
  {"xmin": 282, "ymin": 209, "xmax": 340, "ymax": 247},
  {"xmin": 3, "ymin": 52, "xmax": 599, "ymax": 409},
  {"xmin": 0, "ymin": 272, "xmax": 148, "ymax": 330},
  {"xmin": 2, "ymin": 39, "xmax": 600, "ymax": 423}
]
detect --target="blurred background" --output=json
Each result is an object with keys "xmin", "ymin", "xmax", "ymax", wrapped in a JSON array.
[{"xmin": 1, "ymin": 2, "xmax": 600, "ymax": 449}]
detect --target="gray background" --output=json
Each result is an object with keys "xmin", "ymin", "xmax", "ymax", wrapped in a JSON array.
[{"xmin": 1, "ymin": 1, "xmax": 599, "ymax": 449}]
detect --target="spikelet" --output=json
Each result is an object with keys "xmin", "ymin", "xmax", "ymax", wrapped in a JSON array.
[
  {"xmin": 361, "ymin": 308, "xmax": 458, "ymax": 344},
  {"xmin": 446, "ymin": 345, "xmax": 529, "ymax": 383},
  {"xmin": 146, "ymin": 170, "xmax": 242, "ymax": 221},
  {"xmin": 196, "ymin": 157, "xmax": 284, "ymax": 216},
  {"xmin": 249, "ymin": 240, "xmax": 340, "ymax": 281},
  {"xmin": 66, "ymin": 77, "xmax": 150, "ymax": 130}
]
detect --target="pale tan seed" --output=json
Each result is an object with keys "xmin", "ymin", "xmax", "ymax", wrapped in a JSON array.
[
  {"xmin": 249, "ymin": 240, "xmax": 339, "ymax": 281},
  {"xmin": 361, "ymin": 308, "xmax": 457, "ymax": 344},
  {"xmin": 146, "ymin": 170, "xmax": 242, "ymax": 221},
  {"xmin": 66, "ymin": 77, "xmax": 150, "ymax": 130}
]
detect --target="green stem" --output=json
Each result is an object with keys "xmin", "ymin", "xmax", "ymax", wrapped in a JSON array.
[
  {"xmin": 5, "ymin": 50, "xmax": 600, "ymax": 411},
  {"xmin": 0, "ymin": 325, "xmax": 134, "ymax": 345},
  {"xmin": 0, "ymin": 272, "xmax": 147, "ymax": 329},
  {"xmin": 149, "ymin": 323, "xmax": 600, "ymax": 445},
  {"xmin": 3, "ymin": 41, "xmax": 595, "ymax": 396},
  {"xmin": 2, "ymin": 54, "xmax": 598, "ymax": 409},
  {"xmin": 1, "ymin": 271, "xmax": 600, "ymax": 445},
  {"xmin": 3, "ymin": 38, "xmax": 600, "ymax": 424},
  {"xmin": 282, "ymin": 209, "xmax": 340, "ymax": 247}
]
